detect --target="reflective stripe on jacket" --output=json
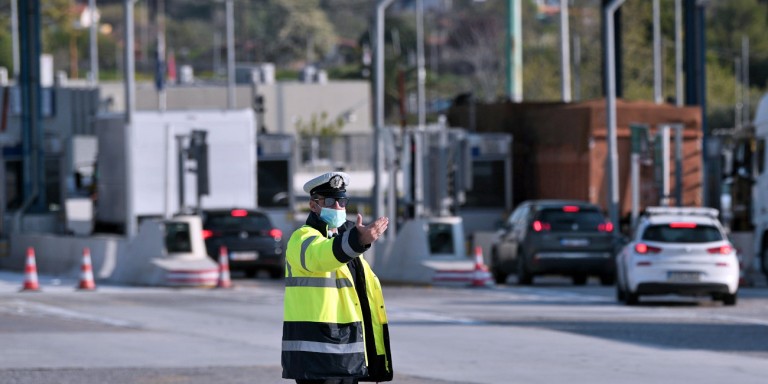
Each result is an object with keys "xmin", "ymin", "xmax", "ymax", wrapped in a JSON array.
[{"xmin": 282, "ymin": 222, "xmax": 392, "ymax": 381}]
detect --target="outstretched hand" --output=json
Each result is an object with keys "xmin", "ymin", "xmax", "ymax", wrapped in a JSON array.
[{"xmin": 356, "ymin": 213, "xmax": 389, "ymax": 246}]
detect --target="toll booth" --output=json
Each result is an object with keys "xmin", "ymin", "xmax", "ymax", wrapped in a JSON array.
[{"xmin": 374, "ymin": 216, "xmax": 475, "ymax": 285}]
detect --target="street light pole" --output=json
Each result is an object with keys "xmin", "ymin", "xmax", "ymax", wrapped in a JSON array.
[
  {"xmin": 604, "ymin": 0, "xmax": 627, "ymax": 231},
  {"xmin": 226, "ymin": 0, "xmax": 236, "ymax": 109},
  {"xmin": 559, "ymin": 0, "xmax": 571, "ymax": 102},
  {"xmin": 374, "ymin": 0, "xmax": 396, "ymax": 232},
  {"xmin": 89, "ymin": 0, "xmax": 99, "ymax": 85},
  {"xmin": 124, "ymin": 0, "xmax": 137, "ymax": 237}
]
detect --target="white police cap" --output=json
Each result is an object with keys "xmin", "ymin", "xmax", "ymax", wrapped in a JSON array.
[{"xmin": 303, "ymin": 171, "xmax": 351, "ymax": 197}]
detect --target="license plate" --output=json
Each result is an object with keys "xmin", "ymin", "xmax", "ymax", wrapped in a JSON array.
[
  {"xmin": 667, "ymin": 271, "xmax": 700, "ymax": 282},
  {"xmin": 561, "ymin": 238, "xmax": 589, "ymax": 247},
  {"xmin": 230, "ymin": 251, "xmax": 259, "ymax": 261}
]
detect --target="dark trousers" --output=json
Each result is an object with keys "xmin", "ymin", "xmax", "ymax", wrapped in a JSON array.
[{"xmin": 295, "ymin": 379, "xmax": 358, "ymax": 384}]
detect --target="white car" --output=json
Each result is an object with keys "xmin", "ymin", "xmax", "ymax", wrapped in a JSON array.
[{"xmin": 616, "ymin": 207, "xmax": 739, "ymax": 306}]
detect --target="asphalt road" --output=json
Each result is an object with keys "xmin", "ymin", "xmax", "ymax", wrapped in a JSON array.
[{"xmin": 1, "ymin": 271, "xmax": 768, "ymax": 384}]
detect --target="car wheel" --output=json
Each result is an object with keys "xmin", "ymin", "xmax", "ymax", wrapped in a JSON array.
[
  {"xmin": 572, "ymin": 275, "xmax": 588, "ymax": 286},
  {"xmin": 625, "ymin": 291, "xmax": 639, "ymax": 306},
  {"xmin": 517, "ymin": 254, "xmax": 533, "ymax": 285},
  {"xmin": 722, "ymin": 293, "xmax": 738, "ymax": 306},
  {"xmin": 616, "ymin": 284, "xmax": 626, "ymax": 303},
  {"xmin": 269, "ymin": 267, "xmax": 283, "ymax": 279},
  {"xmin": 762, "ymin": 242, "xmax": 768, "ymax": 277},
  {"xmin": 493, "ymin": 269, "xmax": 509, "ymax": 285},
  {"xmin": 600, "ymin": 273, "xmax": 615, "ymax": 286},
  {"xmin": 491, "ymin": 249, "xmax": 509, "ymax": 284}
]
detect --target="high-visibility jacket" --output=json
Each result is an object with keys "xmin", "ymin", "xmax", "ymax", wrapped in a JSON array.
[{"xmin": 282, "ymin": 214, "xmax": 393, "ymax": 382}]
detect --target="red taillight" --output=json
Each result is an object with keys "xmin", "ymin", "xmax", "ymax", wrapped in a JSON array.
[
  {"xmin": 269, "ymin": 228, "xmax": 283, "ymax": 240},
  {"xmin": 563, "ymin": 205, "xmax": 580, "ymax": 212},
  {"xmin": 231, "ymin": 209, "xmax": 248, "ymax": 217},
  {"xmin": 707, "ymin": 245, "xmax": 733, "ymax": 255},
  {"xmin": 669, "ymin": 222, "xmax": 697, "ymax": 228},
  {"xmin": 202, "ymin": 229, "xmax": 214, "ymax": 240},
  {"xmin": 598, "ymin": 222, "xmax": 614, "ymax": 232},
  {"xmin": 532, "ymin": 220, "xmax": 551, "ymax": 232},
  {"xmin": 635, "ymin": 243, "xmax": 661, "ymax": 254}
]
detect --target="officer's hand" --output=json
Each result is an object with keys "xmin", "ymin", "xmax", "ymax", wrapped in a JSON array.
[{"xmin": 356, "ymin": 213, "xmax": 389, "ymax": 246}]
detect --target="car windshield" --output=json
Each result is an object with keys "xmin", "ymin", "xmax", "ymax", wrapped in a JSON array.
[
  {"xmin": 206, "ymin": 213, "xmax": 272, "ymax": 231},
  {"xmin": 641, "ymin": 224, "xmax": 723, "ymax": 243},
  {"xmin": 535, "ymin": 208, "xmax": 606, "ymax": 232}
]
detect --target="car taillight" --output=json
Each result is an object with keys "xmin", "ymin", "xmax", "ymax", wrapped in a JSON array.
[
  {"xmin": 598, "ymin": 222, "xmax": 614, "ymax": 232},
  {"xmin": 269, "ymin": 228, "xmax": 283, "ymax": 241},
  {"xmin": 669, "ymin": 222, "xmax": 696, "ymax": 228},
  {"xmin": 231, "ymin": 209, "xmax": 248, "ymax": 217},
  {"xmin": 707, "ymin": 245, "xmax": 733, "ymax": 254},
  {"xmin": 202, "ymin": 229, "xmax": 214, "ymax": 240},
  {"xmin": 532, "ymin": 220, "xmax": 551, "ymax": 232},
  {"xmin": 635, "ymin": 243, "xmax": 661, "ymax": 254},
  {"xmin": 563, "ymin": 205, "xmax": 580, "ymax": 212}
]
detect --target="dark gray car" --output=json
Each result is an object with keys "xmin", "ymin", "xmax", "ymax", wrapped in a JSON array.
[
  {"xmin": 202, "ymin": 209, "xmax": 285, "ymax": 278},
  {"xmin": 491, "ymin": 200, "xmax": 617, "ymax": 285}
]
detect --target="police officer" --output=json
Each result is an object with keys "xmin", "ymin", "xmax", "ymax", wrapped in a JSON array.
[{"xmin": 282, "ymin": 172, "xmax": 393, "ymax": 384}]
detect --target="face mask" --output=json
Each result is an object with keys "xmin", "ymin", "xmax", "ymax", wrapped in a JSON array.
[{"xmin": 319, "ymin": 207, "xmax": 347, "ymax": 228}]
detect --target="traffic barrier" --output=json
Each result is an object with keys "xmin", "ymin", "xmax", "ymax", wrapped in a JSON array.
[
  {"xmin": 78, "ymin": 247, "xmax": 96, "ymax": 291},
  {"xmin": 431, "ymin": 247, "xmax": 494, "ymax": 288},
  {"xmin": 21, "ymin": 247, "xmax": 40, "ymax": 292},
  {"xmin": 470, "ymin": 246, "xmax": 494, "ymax": 287},
  {"xmin": 217, "ymin": 245, "xmax": 232, "ymax": 289}
]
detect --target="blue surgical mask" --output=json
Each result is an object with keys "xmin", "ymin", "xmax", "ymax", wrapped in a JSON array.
[{"xmin": 319, "ymin": 207, "xmax": 347, "ymax": 228}]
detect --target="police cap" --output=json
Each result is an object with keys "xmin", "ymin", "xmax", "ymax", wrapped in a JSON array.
[{"xmin": 303, "ymin": 171, "xmax": 350, "ymax": 198}]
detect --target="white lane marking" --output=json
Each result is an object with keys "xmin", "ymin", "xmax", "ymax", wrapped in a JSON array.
[{"xmin": 0, "ymin": 299, "xmax": 142, "ymax": 329}]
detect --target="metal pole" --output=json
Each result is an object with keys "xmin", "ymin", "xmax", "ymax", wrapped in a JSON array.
[
  {"xmin": 674, "ymin": 0, "xmax": 683, "ymax": 106},
  {"xmin": 507, "ymin": 0, "xmax": 523, "ymax": 102},
  {"xmin": 661, "ymin": 125, "xmax": 670, "ymax": 206},
  {"xmin": 157, "ymin": 0, "xmax": 166, "ymax": 111},
  {"xmin": 164, "ymin": 124, "xmax": 173, "ymax": 219},
  {"xmin": 226, "ymin": 0, "xmax": 236, "ymax": 109},
  {"xmin": 559, "ymin": 0, "xmax": 571, "ymax": 102},
  {"xmin": 674, "ymin": 124, "xmax": 683, "ymax": 207},
  {"xmin": 742, "ymin": 36, "xmax": 750, "ymax": 127},
  {"xmin": 653, "ymin": 0, "xmax": 662, "ymax": 104},
  {"xmin": 735, "ymin": 57, "xmax": 742, "ymax": 130},
  {"xmin": 416, "ymin": 0, "xmax": 426, "ymax": 128},
  {"xmin": 415, "ymin": 0, "xmax": 426, "ymax": 219},
  {"xmin": 176, "ymin": 134, "xmax": 186, "ymax": 213},
  {"xmin": 374, "ymin": 0, "xmax": 396, "ymax": 227},
  {"xmin": 604, "ymin": 0, "xmax": 626, "ymax": 231},
  {"xmin": 124, "ymin": 0, "xmax": 137, "ymax": 236},
  {"xmin": 89, "ymin": 0, "xmax": 99, "ymax": 85},
  {"xmin": 11, "ymin": 0, "xmax": 20, "ymax": 78},
  {"xmin": 573, "ymin": 35, "xmax": 581, "ymax": 101}
]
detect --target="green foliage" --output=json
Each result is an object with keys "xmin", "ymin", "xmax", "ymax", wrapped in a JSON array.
[{"xmin": 295, "ymin": 111, "xmax": 347, "ymax": 137}]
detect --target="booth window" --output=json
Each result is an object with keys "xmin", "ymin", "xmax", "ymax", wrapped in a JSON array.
[
  {"xmin": 428, "ymin": 223, "xmax": 454, "ymax": 255},
  {"xmin": 165, "ymin": 222, "xmax": 192, "ymax": 253}
]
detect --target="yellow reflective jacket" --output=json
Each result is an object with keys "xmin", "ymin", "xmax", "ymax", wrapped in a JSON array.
[{"xmin": 282, "ymin": 213, "xmax": 393, "ymax": 382}]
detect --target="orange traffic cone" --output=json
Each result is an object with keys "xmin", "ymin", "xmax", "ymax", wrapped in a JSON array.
[
  {"xmin": 217, "ymin": 246, "xmax": 232, "ymax": 289},
  {"xmin": 471, "ymin": 246, "xmax": 493, "ymax": 287},
  {"xmin": 21, "ymin": 247, "xmax": 40, "ymax": 292},
  {"xmin": 78, "ymin": 247, "xmax": 96, "ymax": 290}
]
